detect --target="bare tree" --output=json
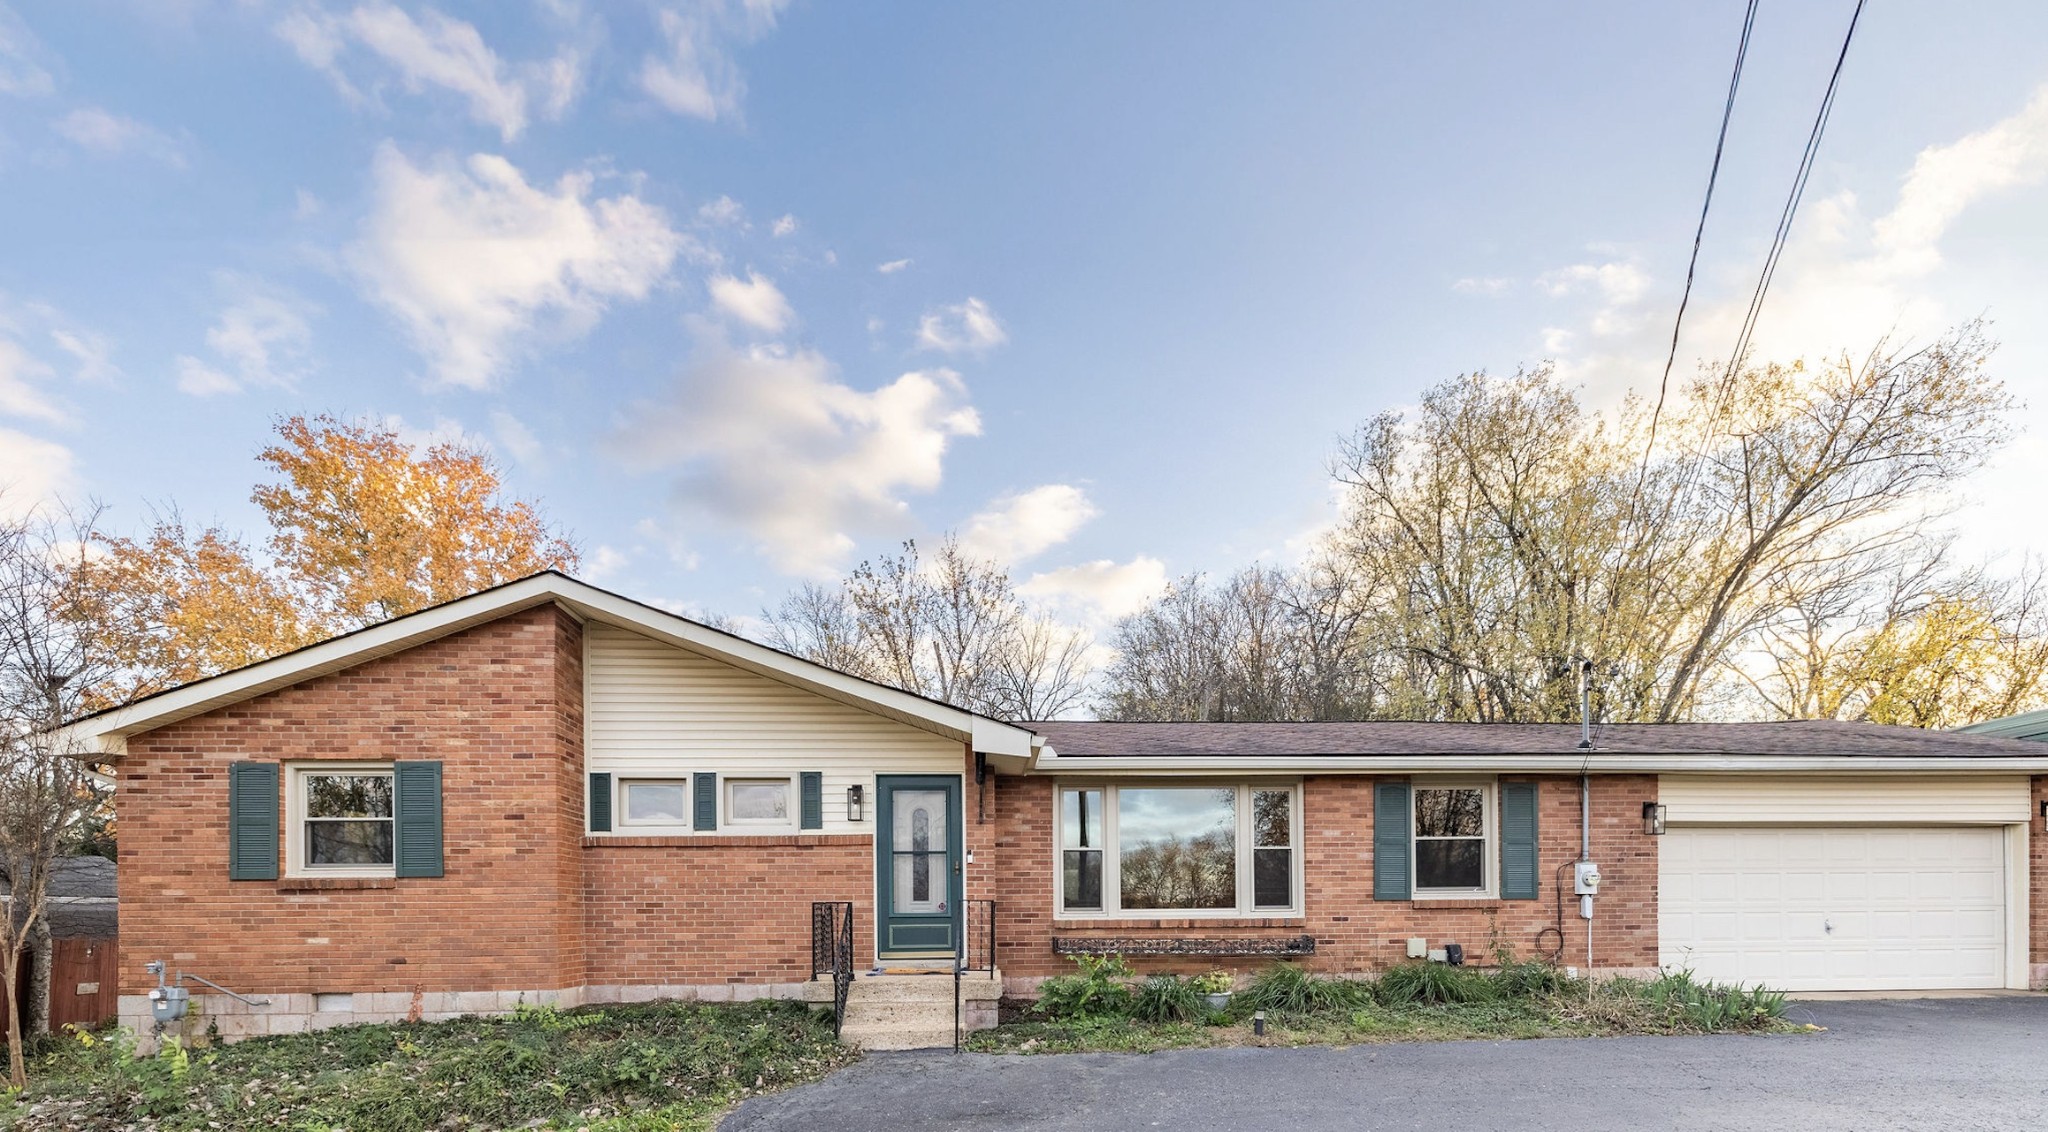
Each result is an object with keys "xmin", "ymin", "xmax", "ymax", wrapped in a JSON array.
[
  {"xmin": 0, "ymin": 507, "xmax": 114, "ymax": 1086},
  {"xmin": 763, "ymin": 537, "xmax": 1092, "ymax": 721}
]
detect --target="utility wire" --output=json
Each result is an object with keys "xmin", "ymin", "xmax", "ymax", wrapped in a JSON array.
[
  {"xmin": 1722, "ymin": 0, "xmax": 1868, "ymax": 382},
  {"xmin": 1640, "ymin": 0, "xmax": 1761, "ymax": 470}
]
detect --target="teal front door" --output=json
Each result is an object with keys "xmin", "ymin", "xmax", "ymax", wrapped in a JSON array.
[{"xmin": 875, "ymin": 775, "xmax": 963, "ymax": 956}]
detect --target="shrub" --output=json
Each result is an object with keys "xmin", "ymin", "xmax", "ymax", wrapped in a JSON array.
[
  {"xmin": 1492, "ymin": 959, "xmax": 1575, "ymax": 999},
  {"xmin": 1190, "ymin": 971, "xmax": 1235, "ymax": 996},
  {"xmin": 1236, "ymin": 963, "xmax": 1374, "ymax": 1015},
  {"xmin": 1130, "ymin": 975, "xmax": 1209, "ymax": 1024},
  {"xmin": 1034, "ymin": 954, "xmax": 1136, "ymax": 1020},
  {"xmin": 1374, "ymin": 962, "xmax": 1499, "ymax": 1006}
]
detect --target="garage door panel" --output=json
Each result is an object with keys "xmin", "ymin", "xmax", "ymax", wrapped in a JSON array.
[{"xmin": 1659, "ymin": 826, "xmax": 2005, "ymax": 992}]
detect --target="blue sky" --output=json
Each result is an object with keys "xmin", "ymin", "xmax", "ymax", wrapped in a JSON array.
[{"xmin": 4, "ymin": 1, "xmax": 2048, "ymax": 634}]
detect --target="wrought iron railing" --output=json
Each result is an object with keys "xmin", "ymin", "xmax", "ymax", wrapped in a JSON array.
[
  {"xmin": 811, "ymin": 901, "xmax": 854, "ymax": 1038},
  {"xmin": 955, "ymin": 898, "xmax": 996, "ymax": 1050}
]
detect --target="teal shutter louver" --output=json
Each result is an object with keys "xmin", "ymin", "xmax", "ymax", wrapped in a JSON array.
[
  {"xmin": 1373, "ymin": 780, "xmax": 1412, "ymax": 901},
  {"xmin": 392, "ymin": 760, "xmax": 444, "ymax": 878},
  {"xmin": 227, "ymin": 761, "xmax": 279, "ymax": 881},
  {"xmin": 693, "ymin": 772, "xmax": 717, "ymax": 831},
  {"xmin": 588, "ymin": 772, "xmax": 613, "ymax": 833},
  {"xmin": 1499, "ymin": 781, "xmax": 1539, "ymax": 900},
  {"xmin": 800, "ymin": 772, "xmax": 823, "ymax": 830}
]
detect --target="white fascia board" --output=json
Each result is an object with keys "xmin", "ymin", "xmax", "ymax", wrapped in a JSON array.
[
  {"xmin": 1032, "ymin": 753, "xmax": 2048, "ymax": 775},
  {"xmin": 61, "ymin": 573, "xmax": 1039, "ymax": 761}
]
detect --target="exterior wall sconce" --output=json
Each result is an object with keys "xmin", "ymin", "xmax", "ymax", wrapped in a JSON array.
[
  {"xmin": 1642, "ymin": 802, "xmax": 1668, "ymax": 836},
  {"xmin": 847, "ymin": 784, "xmax": 865, "ymax": 823}
]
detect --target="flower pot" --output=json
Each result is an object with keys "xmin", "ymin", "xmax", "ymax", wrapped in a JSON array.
[{"xmin": 1203, "ymin": 992, "xmax": 1233, "ymax": 1012}]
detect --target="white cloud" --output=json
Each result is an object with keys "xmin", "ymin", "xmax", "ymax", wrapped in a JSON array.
[
  {"xmin": 0, "ymin": 4, "xmax": 54, "ymax": 97},
  {"xmin": 49, "ymin": 327, "xmax": 114, "ymax": 383},
  {"xmin": 351, "ymin": 143, "xmax": 686, "ymax": 389},
  {"xmin": 696, "ymin": 194, "xmax": 744, "ymax": 226},
  {"xmin": 174, "ymin": 290, "xmax": 315, "ymax": 397},
  {"xmin": 1536, "ymin": 260, "xmax": 1648, "ymax": 305},
  {"xmin": 1453, "ymin": 276, "xmax": 1510, "ymax": 296},
  {"xmin": 0, "ymin": 427, "xmax": 74, "ymax": 518},
  {"xmin": 585, "ymin": 543, "xmax": 629, "ymax": 581},
  {"xmin": 957, "ymin": 484, "xmax": 1098, "ymax": 565},
  {"xmin": 916, "ymin": 297, "xmax": 1007, "ymax": 354},
  {"xmin": 277, "ymin": 2, "xmax": 581, "ymax": 141},
  {"xmin": 706, "ymin": 270, "xmax": 792, "ymax": 333},
  {"xmin": 0, "ymin": 337, "xmax": 62, "ymax": 423},
  {"xmin": 1871, "ymin": 84, "xmax": 2048, "ymax": 279},
  {"xmin": 1019, "ymin": 557, "xmax": 1170, "ymax": 624},
  {"xmin": 616, "ymin": 333, "xmax": 982, "ymax": 576},
  {"xmin": 876, "ymin": 258, "xmax": 912, "ymax": 275},
  {"xmin": 639, "ymin": 0, "xmax": 789, "ymax": 123},
  {"xmin": 52, "ymin": 107, "xmax": 185, "ymax": 165},
  {"xmin": 490, "ymin": 407, "xmax": 543, "ymax": 464},
  {"xmin": 771, "ymin": 213, "xmax": 797, "ymax": 237}
]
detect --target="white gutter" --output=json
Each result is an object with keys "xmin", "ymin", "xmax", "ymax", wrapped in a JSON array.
[{"xmin": 1031, "ymin": 753, "xmax": 2048, "ymax": 774}]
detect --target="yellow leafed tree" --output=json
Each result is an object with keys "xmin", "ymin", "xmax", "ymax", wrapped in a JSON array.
[{"xmin": 252, "ymin": 415, "xmax": 580, "ymax": 630}]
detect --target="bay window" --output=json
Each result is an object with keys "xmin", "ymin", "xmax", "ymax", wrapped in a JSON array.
[{"xmin": 1056, "ymin": 783, "xmax": 1300, "ymax": 917}]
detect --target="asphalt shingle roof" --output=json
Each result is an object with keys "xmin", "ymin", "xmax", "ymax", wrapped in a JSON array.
[{"xmin": 1026, "ymin": 720, "xmax": 2048, "ymax": 758}]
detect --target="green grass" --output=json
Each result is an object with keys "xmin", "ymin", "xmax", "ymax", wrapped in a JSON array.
[
  {"xmin": 4, "ymin": 999, "xmax": 856, "ymax": 1131},
  {"xmin": 969, "ymin": 958, "xmax": 1808, "ymax": 1055}
]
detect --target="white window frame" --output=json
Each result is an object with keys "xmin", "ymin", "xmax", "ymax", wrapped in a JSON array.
[
  {"xmin": 1411, "ymin": 778, "xmax": 1497, "ymax": 900},
  {"xmin": 617, "ymin": 778, "xmax": 692, "ymax": 831},
  {"xmin": 1053, "ymin": 780, "xmax": 1303, "ymax": 920},
  {"xmin": 286, "ymin": 762, "xmax": 396, "ymax": 879},
  {"xmin": 723, "ymin": 775, "xmax": 795, "ymax": 829}
]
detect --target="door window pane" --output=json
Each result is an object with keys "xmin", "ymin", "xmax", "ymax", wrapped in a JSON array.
[
  {"xmin": 891, "ymin": 788, "xmax": 948, "ymax": 915},
  {"xmin": 726, "ymin": 780, "xmax": 790, "ymax": 823},
  {"xmin": 1118, "ymin": 787, "xmax": 1236, "ymax": 911},
  {"xmin": 623, "ymin": 781, "xmax": 687, "ymax": 823}
]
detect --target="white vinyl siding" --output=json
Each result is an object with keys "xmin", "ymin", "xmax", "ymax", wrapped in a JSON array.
[
  {"xmin": 585, "ymin": 623, "xmax": 963, "ymax": 832},
  {"xmin": 1658, "ymin": 774, "xmax": 2030, "ymax": 825}
]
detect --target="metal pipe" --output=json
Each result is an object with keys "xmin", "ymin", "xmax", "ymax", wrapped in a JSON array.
[{"xmin": 178, "ymin": 972, "xmax": 271, "ymax": 1008}]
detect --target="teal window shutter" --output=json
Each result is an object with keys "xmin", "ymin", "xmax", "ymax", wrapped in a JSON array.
[
  {"xmin": 1373, "ymin": 780, "xmax": 1411, "ymax": 901},
  {"xmin": 693, "ymin": 772, "xmax": 717, "ymax": 831},
  {"xmin": 1500, "ymin": 781, "xmax": 1539, "ymax": 900},
  {"xmin": 393, "ymin": 760, "xmax": 444, "ymax": 878},
  {"xmin": 799, "ymin": 772, "xmax": 823, "ymax": 830},
  {"xmin": 227, "ymin": 761, "xmax": 279, "ymax": 881},
  {"xmin": 588, "ymin": 772, "xmax": 613, "ymax": 833}
]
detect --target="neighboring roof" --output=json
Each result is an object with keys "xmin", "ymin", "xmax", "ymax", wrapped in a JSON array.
[
  {"xmin": 1027, "ymin": 720, "xmax": 2048, "ymax": 774},
  {"xmin": 46, "ymin": 901, "xmax": 116, "ymax": 940},
  {"xmin": 60, "ymin": 572, "xmax": 1039, "ymax": 766},
  {"xmin": 1957, "ymin": 707, "xmax": 2048, "ymax": 742},
  {"xmin": 0, "ymin": 856, "xmax": 115, "ymax": 900}
]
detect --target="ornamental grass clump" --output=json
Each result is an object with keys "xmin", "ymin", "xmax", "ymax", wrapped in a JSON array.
[
  {"xmin": 1235, "ymin": 963, "xmax": 1374, "ymax": 1016},
  {"xmin": 1373, "ymin": 961, "xmax": 1500, "ymax": 1006},
  {"xmin": 1130, "ymin": 975, "xmax": 1210, "ymax": 1024}
]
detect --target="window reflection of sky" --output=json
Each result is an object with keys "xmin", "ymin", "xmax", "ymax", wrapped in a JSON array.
[{"xmin": 1117, "ymin": 788, "xmax": 1234, "ymax": 850}]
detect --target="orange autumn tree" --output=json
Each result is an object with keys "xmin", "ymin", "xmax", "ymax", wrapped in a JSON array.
[
  {"xmin": 253, "ymin": 415, "xmax": 580, "ymax": 629},
  {"xmin": 77, "ymin": 514, "xmax": 308, "ymax": 707},
  {"xmin": 81, "ymin": 415, "xmax": 580, "ymax": 705}
]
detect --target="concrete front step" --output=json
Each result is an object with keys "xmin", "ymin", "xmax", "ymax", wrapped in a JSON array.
[{"xmin": 805, "ymin": 971, "xmax": 1000, "ymax": 1050}]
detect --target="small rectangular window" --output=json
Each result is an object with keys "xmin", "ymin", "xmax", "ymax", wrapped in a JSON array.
[
  {"xmin": 621, "ymin": 780, "xmax": 689, "ymax": 826},
  {"xmin": 304, "ymin": 771, "xmax": 394, "ymax": 868},
  {"xmin": 725, "ymin": 778, "xmax": 791, "ymax": 825},
  {"xmin": 1061, "ymin": 788, "xmax": 1104, "ymax": 911},
  {"xmin": 1414, "ymin": 785, "xmax": 1490, "ymax": 894}
]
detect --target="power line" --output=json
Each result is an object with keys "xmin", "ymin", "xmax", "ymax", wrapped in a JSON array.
[
  {"xmin": 1641, "ymin": 0, "xmax": 1761, "ymax": 467},
  {"xmin": 1723, "ymin": 0, "xmax": 1868, "ymax": 382}
]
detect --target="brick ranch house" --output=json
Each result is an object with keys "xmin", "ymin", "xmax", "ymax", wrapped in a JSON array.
[{"xmin": 56, "ymin": 572, "xmax": 2048, "ymax": 1047}]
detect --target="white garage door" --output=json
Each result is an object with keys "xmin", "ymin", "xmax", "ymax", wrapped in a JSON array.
[{"xmin": 1658, "ymin": 826, "xmax": 2006, "ymax": 992}]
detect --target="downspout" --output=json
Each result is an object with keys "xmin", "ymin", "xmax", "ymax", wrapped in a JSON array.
[{"xmin": 1578, "ymin": 660, "xmax": 1594, "ymax": 971}]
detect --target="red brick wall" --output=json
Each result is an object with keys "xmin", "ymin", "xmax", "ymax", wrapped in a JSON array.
[
  {"xmin": 581, "ymin": 836, "xmax": 873, "ymax": 984},
  {"xmin": 989, "ymin": 773, "xmax": 1662, "ymax": 980},
  {"xmin": 2034, "ymin": 776, "xmax": 2046, "ymax": 980},
  {"xmin": 117, "ymin": 605, "xmax": 587, "ymax": 997}
]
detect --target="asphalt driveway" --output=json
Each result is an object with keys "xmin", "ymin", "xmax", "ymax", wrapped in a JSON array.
[{"xmin": 724, "ymin": 997, "xmax": 2048, "ymax": 1131}]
